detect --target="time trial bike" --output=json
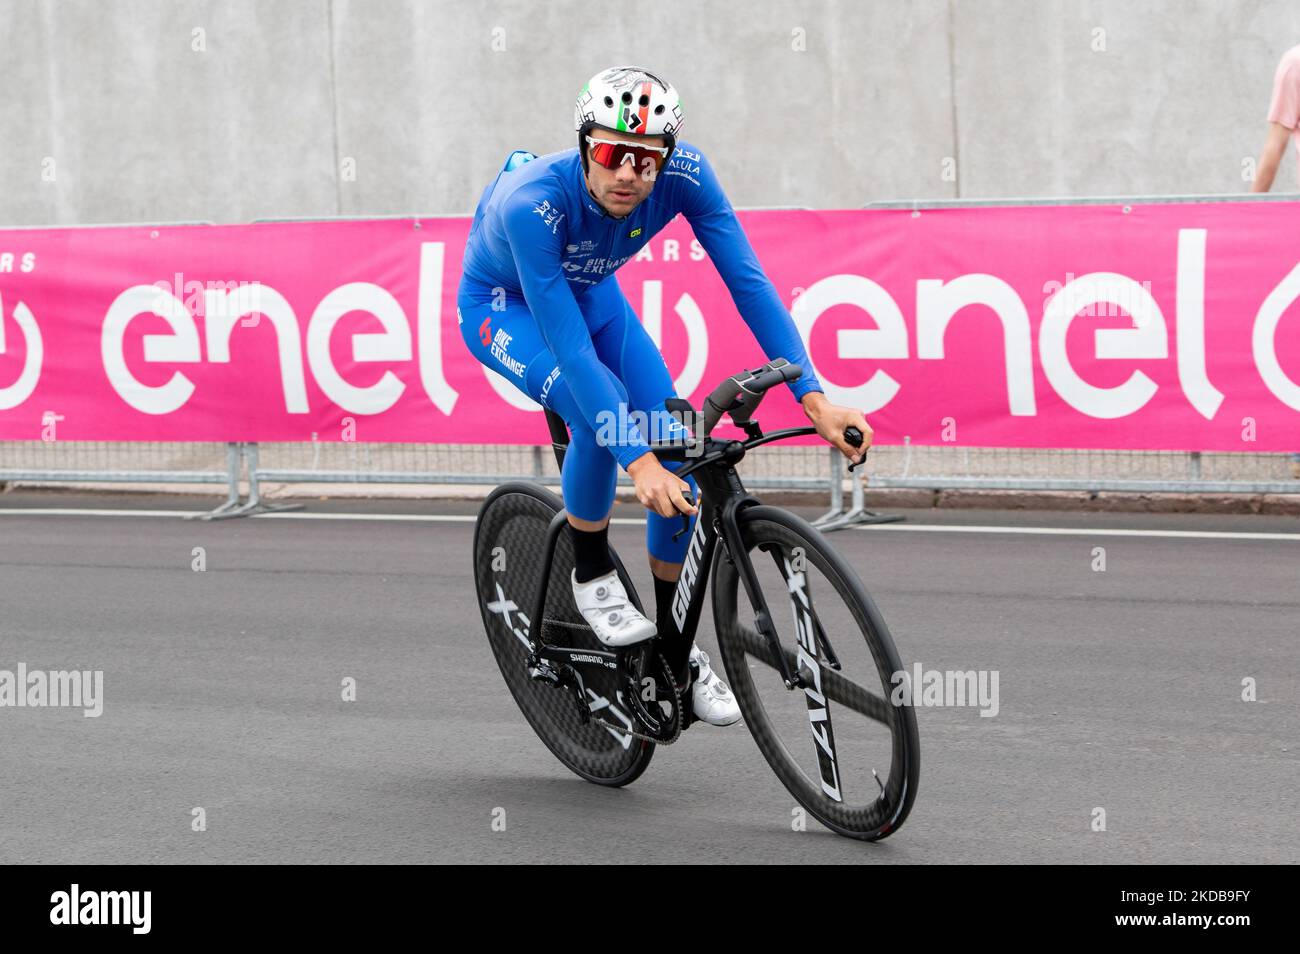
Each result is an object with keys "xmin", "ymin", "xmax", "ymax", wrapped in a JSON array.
[{"xmin": 471, "ymin": 358, "xmax": 919, "ymax": 840}]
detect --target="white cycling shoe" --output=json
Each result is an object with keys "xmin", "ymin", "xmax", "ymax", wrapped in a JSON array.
[
  {"xmin": 689, "ymin": 645, "xmax": 742, "ymax": 726},
  {"xmin": 572, "ymin": 569, "xmax": 657, "ymax": 647}
]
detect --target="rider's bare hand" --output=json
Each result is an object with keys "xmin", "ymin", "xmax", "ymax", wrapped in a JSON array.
[
  {"xmin": 626, "ymin": 453, "xmax": 697, "ymax": 519},
  {"xmin": 800, "ymin": 392, "xmax": 873, "ymax": 464}
]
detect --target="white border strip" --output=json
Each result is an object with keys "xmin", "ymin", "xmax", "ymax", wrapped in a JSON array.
[
  {"xmin": 0, "ymin": 507, "xmax": 1296, "ymax": 541},
  {"xmin": 849, "ymin": 523, "xmax": 1299, "ymax": 541}
]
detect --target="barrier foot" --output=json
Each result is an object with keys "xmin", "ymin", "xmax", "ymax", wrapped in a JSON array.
[
  {"xmin": 203, "ymin": 443, "xmax": 306, "ymax": 520},
  {"xmin": 213, "ymin": 498, "xmax": 305, "ymax": 519},
  {"xmin": 816, "ymin": 467, "xmax": 905, "ymax": 533},
  {"xmin": 196, "ymin": 443, "xmax": 247, "ymax": 521},
  {"xmin": 810, "ymin": 508, "xmax": 845, "ymax": 529},
  {"xmin": 234, "ymin": 443, "xmax": 304, "ymax": 517},
  {"xmin": 817, "ymin": 508, "xmax": 906, "ymax": 532}
]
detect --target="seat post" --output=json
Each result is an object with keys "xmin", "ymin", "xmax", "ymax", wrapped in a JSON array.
[{"xmin": 544, "ymin": 409, "xmax": 570, "ymax": 472}]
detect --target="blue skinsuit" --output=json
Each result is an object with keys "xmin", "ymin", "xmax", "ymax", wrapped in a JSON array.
[{"xmin": 457, "ymin": 142, "xmax": 823, "ymax": 562}]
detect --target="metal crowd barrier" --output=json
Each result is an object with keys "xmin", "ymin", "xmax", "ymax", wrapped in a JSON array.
[
  {"xmin": 860, "ymin": 440, "xmax": 1300, "ymax": 496},
  {"xmin": 1, "ymin": 441, "xmax": 1297, "ymax": 525},
  {"xmin": 0, "ymin": 442, "xmax": 240, "ymax": 516},
  {"xmin": 4, "ymin": 441, "xmax": 1295, "ymax": 527}
]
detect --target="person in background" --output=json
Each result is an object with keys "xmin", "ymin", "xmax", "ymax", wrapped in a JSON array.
[{"xmin": 1251, "ymin": 43, "xmax": 1300, "ymax": 479}]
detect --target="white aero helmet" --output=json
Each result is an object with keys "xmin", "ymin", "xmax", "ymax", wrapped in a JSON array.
[{"xmin": 574, "ymin": 66, "xmax": 684, "ymax": 171}]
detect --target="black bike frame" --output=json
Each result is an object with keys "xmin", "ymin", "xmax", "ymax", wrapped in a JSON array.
[{"xmin": 524, "ymin": 425, "xmax": 818, "ymax": 691}]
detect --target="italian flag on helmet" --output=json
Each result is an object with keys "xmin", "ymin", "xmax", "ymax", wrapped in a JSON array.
[{"xmin": 575, "ymin": 66, "xmax": 684, "ymax": 170}]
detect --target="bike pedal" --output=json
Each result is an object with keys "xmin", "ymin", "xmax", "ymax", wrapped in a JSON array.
[{"xmin": 527, "ymin": 663, "xmax": 561, "ymax": 686}]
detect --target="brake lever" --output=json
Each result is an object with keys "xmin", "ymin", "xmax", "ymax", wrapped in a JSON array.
[
  {"xmin": 845, "ymin": 426, "xmax": 866, "ymax": 472},
  {"xmin": 672, "ymin": 490, "xmax": 697, "ymax": 542}
]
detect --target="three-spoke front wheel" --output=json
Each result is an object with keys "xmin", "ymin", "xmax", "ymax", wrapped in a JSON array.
[{"xmin": 711, "ymin": 506, "xmax": 920, "ymax": 839}]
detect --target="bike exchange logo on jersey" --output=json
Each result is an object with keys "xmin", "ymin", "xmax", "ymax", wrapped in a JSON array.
[{"xmin": 489, "ymin": 326, "xmax": 526, "ymax": 379}]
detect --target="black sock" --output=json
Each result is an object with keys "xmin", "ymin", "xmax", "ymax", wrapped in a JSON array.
[
  {"xmin": 570, "ymin": 524, "xmax": 615, "ymax": 584},
  {"xmin": 654, "ymin": 574, "xmax": 692, "ymax": 685}
]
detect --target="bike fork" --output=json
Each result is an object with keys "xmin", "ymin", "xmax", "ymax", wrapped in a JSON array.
[
  {"xmin": 759, "ymin": 543, "xmax": 842, "ymax": 671},
  {"xmin": 717, "ymin": 495, "xmax": 802, "ymax": 689}
]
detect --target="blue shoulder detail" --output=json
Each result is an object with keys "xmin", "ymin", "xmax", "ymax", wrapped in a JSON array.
[{"xmin": 503, "ymin": 150, "xmax": 537, "ymax": 172}]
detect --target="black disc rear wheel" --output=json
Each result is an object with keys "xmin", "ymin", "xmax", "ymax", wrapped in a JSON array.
[
  {"xmin": 472, "ymin": 481, "xmax": 655, "ymax": 787},
  {"xmin": 712, "ymin": 505, "xmax": 919, "ymax": 839}
]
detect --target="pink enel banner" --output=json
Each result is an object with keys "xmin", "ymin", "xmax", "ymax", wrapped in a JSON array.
[{"xmin": 1, "ymin": 203, "xmax": 1298, "ymax": 449}]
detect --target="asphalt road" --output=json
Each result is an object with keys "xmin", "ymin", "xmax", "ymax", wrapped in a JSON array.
[{"xmin": 1, "ymin": 491, "xmax": 1296, "ymax": 864}]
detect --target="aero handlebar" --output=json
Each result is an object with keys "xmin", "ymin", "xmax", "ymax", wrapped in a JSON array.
[{"xmin": 701, "ymin": 358, "xmax": 803, "ymax": 436}]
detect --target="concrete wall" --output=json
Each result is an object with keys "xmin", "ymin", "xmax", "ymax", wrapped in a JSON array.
[{"xmin": 2, "ymin": 0, "xmax": 1298, "ymax": 226}]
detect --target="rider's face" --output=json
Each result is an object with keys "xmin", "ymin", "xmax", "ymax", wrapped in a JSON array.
[{"xmin": 583, "ymin": 128, "xmax": 667, "ymax": 217}]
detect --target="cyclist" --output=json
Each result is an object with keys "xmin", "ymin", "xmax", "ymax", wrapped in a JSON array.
[{"xmin": 458, "ymin": 66, "xmax": 872, "ymax": 726}]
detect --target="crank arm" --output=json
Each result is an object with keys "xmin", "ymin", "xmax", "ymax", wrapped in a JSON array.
[
  {"xmin": 536, "ymin": 644, "xmax": 620, "ymax": 672},
  {"xmin": 558, "ymin": 665, "xmax": 592, "ymax": 725}
]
